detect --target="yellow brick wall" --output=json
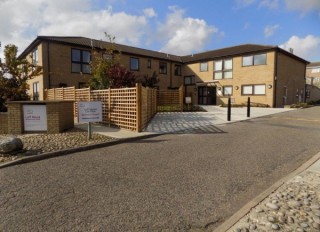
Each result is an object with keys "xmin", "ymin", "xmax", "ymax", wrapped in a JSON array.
[
  {"xmin": 119, "ymin": 55, "xmax": 183, "ymax": 90},
  {"xmin": 26, "ymin": 42, "xmax": 183, "ymax": 100},
  {"xmin": 0, "ymin": 113, "xmax": 8, "ymax": 134},
  {"xmin": 184, "ymin": 51, "xmax": 275, "ymax": 106},
  {"xmin": 276, "ymin": 53, "xmax": 306, "ymax": 106}
]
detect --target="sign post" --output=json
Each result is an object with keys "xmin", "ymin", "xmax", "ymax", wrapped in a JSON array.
[{"xmin": 78, "ymin": 101, "xmax": 102, "ymax": 140}]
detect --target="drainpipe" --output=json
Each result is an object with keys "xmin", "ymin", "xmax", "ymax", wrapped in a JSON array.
[
  {"xmin": 303, "ymin": 65, "xmax": 307, "ymax": 103},
  {"xmin": 273, "ymin": 50, "xmax": 278, "ymax": 107},
  {"xmin": 47, "ymin": 41, "xmax": 51, "ymax": 89}
]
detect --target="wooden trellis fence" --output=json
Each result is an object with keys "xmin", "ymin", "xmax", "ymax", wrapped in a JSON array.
[
  {"xmin": 157, "ymin": 86, "xmax": 184, "ymax": 112},
  {"xmin": 44, "ymin": 84, "xmax": 157, "ymax": 132}
]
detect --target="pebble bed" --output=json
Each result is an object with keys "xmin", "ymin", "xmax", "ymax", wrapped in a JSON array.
[
  {"xmin": 0, "ymin": 128, "xmax": 115, "ymax": 163},
  {"xmin": 228, "ymin": 169, "xmax": 320, "ymax": 232}
]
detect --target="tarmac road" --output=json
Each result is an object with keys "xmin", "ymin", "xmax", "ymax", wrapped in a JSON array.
[{"xmin": 1, "ymin": 107, "xmax": 320, "ymax": 231}]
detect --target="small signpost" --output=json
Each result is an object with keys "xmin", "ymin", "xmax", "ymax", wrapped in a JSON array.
[
  {"xmin": 185, "ymin": 97, "xmax": 192, "ymax": 111},
  {"xmin": 78, "ymin": 101, "xmax": 102, "ymax": 139},
  {"xmin": 23, "ymin": 105, "xmax": 48, "ymax": 131}
]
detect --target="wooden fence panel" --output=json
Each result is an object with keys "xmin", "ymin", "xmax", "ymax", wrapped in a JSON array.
[
  {"xmin": 110, "ymin": 87, "xmax": 137, "ymax": 131},
  {"xmin": 44, "ymin": 85, "xmax": 158, "ymax": 132},
  {"xmin": 91, "ymin": 89, "xmax": 109, "ymax": 123},
  {"xmin": 157, "ymin": 86, "xmax": 183, "ymax": 112}
]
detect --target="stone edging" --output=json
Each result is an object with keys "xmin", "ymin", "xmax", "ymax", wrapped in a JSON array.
[
  {"xmin": 213, "ymin": 151, "xmax": 320, "ymax": 232},
  {"xmin": 0, "ymin": 134, "xmax": 161, "ymax": 169}
]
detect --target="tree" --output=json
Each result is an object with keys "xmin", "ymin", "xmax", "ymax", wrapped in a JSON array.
[
  {"xmin": 0, "ymin": 44, "xmax": 42, "ymax": 111},
  {"xmin": 88, "ymin": 33, "xmax": 121, "ymax": 89},
  {"xmin": 140, "ymin": 71, "xmax": 159, "ymax": 88},
  {"xmin": 108, "ymin": 64, "xmax": 136, "ymax": 88}
]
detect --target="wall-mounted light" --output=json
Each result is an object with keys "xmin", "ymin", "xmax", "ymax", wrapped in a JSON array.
[
  {"xmin": 267, "ymin": 84, "xmax": 272, "ymax": 89},
  {"xmin": 218, "ymin": 87, "xmax": 222, "ymax": 90},
  {"xmin": 235, "ymin": 86, "xmax": 239, "ymax": 90},
  {"xmin": 194, "ymin": 86, "xmax": 198, "ymax": 92}
]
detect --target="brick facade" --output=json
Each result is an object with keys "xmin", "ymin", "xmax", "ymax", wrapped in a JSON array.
[{"xmin": 5, "ymin": 101, "xmax": 74, "ymax": 134}]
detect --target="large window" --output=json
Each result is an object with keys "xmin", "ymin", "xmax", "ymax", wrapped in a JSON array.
[
  {"xmin": 214, "ymin": 59, "xmax": 233, "ymax": 79},
  {"xmin": 130, "ymin": 57, "xmax": 139, "ymax": 71},
  {"xmin": 71, "ymin": 49, "xmax": 91, "ymax": 74},
  {"xmin": 200, "ymin": 62, "xmax": 208, "ymax": 72},
  {"xmin": 184, "ymin": 75, "xmax": 195, "ymax": 85},
  {"xmin": 174, "ymin": 64, "xmax": 181, "ymax": 76},
  {"xmin": 242, "ymin": 53, "xmax": 267, "ymax": 66},
  {"xmin": 223, "ymin": 86, "xmax": 233, "ymax": 96},
  {"xmin": 159, "ymin": 62, "xmax": 167, "ymax": 74},
  {"xmin": 241, "ymin": 84, "xmax": 266, "ymax": 95}
]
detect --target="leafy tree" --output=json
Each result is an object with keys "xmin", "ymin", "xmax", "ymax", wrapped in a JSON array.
[
  {"xmin": 88, "ymin": 33, "xmax": 121, "ymax": 89},
  {"xmin": 140, "ymin": 71, "xmax": 159, "ymax": 88},
  {"xmin": 108, "ymin": 64, "xmax": 136, "ymax": 88},
  {"xmin": 0, "ymin": 44, "xmax": 42, "ymax": 111}
]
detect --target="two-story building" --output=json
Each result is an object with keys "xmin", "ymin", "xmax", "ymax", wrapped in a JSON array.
[
  {"xmin": 306, "ymin": 62, "xmax": 320, "ymax": 102},
  {"xmin": 19, "ymin": 36, "xmax": 309, "ymax": 107}
]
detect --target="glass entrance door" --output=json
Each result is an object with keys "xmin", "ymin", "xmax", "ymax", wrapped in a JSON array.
[{"xmin": 198, "ymin": 86, "xmax": 216, "ymax": 105}]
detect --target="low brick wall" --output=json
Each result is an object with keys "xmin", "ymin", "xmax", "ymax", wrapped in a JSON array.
[
  {"xmin": 6, "ymin": 101, "xmax": 74, "ymax": 134},
  {"xmin": 0, "ymin": 113, "xmax": 8, "ymax": 134}
]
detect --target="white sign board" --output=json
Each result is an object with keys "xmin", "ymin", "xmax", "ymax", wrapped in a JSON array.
[
  {"xmin": 23, "ymin": 105, "xmax": 48, "ymax": 131},
  {"xmin": 78, "ymin": 101, "xmax": 102, "ymax": 123},
  {"xmin": 185, "ymin": 97, "xmax": 192, "ymax": 104}
]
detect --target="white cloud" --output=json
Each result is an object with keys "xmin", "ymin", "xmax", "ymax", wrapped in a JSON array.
[
  {"xmin": 280, "ymin": 35, "xmax": 320, "ymax": 61},
  {"xmin": 0, "ymin": 0, "xmax": 149, "ymax": 59},
  {"xmin": 158, "ymin": 6, "xmax": 218, "ymax": 55},
  {"xmin": 143, "ymin": 8, "xmax": 157, "ymax": 18},
  {"xmin": 235, "ymin": 0, "xmax": 256, "ymax": 7},
  {"xmin": 285, "ymin": 0, "xmax": 320, "ymax": 14},
  {"xmin": 264, "ymin": 24, "xmax": 280, "ymax": 37},
  {"xmin": 260, "ymin": 0, "xmax": 279, "ymax": 9}
]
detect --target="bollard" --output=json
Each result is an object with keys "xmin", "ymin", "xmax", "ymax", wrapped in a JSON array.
[
  {"xmin": 227, "ymin": 97, "xmax": 231, "ymax": 121},
  {"xmin": 247, "ymin": 97, "xmax": 251, "ymax": 117}
]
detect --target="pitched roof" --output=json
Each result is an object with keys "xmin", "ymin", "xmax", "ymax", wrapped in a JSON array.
[
  {"xmin": 307, "ymin": 62, "xmax": 320, "ymax": 68},
  {"xmin": 19, "ymin": 36, "xmax": 183, "ymax": 62},
  {"xmin": 180, "ymin": 44, "xmax": 277, "ymax": 63},
  {"xmin": 18, "ymin": 36, "xmax": 309, "ymax": 64}
]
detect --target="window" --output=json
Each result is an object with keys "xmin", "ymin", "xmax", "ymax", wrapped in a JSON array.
[
  {"xmin": 184, "ymin": 75, "xmax": 195, "ymax": 85},
  {"xmin": 159, "ymin": 62, "xmax": 167, "ymax": 74},
  {"xmin": 223, "ymin": 86, "xmax": 233, "ymax": 96},
  {"xmin": 33, "ymin": 82, "xmax": 39, "ymax": 101},
  {"xmin": 214, "ymin": 59, "xmax": 233, "ymax": 79},
  {"xmin": 242, "ymin": 84, "xmax": 266, "ymax": 95},
  {"xmin": 130, "ymin": 57, "xmax": 139, "ymax": 71},
  {"xmin": 311, "ymin": 68, "xmax": 320, "ymax": 73},
  {"xmin": 147, "ymin": 59, "xmax": 152, "ymax": 69},
  {"xmin": 242, "ymin": 53, "xmax": 267, "ymax": 66},
  {"xmin": 71, "ymin": 49, "xmax": 91, "ymax": 74},
  {"xmin": 32, "ymin": 49, "xmax": 38, "ymax": 65},
  {"xmin": 200, "ymin": 62, "xmax": 208, "ymax": 72},
  {"xmin": 174, "ymin": 64, "xmax": 181, "ymax": 76}
]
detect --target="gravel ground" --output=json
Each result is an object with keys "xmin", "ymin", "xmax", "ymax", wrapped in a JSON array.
[
  {"xmin": 228, "ymin": 169, "xmax": 320, "ymax": 232},
  {"xmin": 0, "ymin": 128, "xmax": 115, "ymax": 163}
]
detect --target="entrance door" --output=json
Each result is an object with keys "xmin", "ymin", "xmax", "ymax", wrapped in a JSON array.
[{"xmin": 198, "ymin": 86, "xmax": 216, "ymax": 105}]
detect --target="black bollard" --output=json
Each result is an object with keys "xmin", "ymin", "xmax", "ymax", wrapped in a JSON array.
[
  {"xmin": 227, "ymin": 97, "xmax": 231, "ymax": 121},
  {"xmin": 247, "ymin": 97, "xmax": 251, "ymax": 117}
]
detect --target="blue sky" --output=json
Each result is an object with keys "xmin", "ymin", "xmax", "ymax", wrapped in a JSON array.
[{"xmin": 0, "ymin": 0, "xmax": 320, "ymax": 61}]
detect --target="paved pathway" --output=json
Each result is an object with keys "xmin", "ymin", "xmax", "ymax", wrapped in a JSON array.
[{"xmin": 144, "ymin": 106, "xmax": 293, "ymax": 134}]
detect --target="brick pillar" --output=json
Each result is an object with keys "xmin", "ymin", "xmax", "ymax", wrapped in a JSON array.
[{"xmin": 8, "ymin": 102, "xmax": 23, "ymax": 134}]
